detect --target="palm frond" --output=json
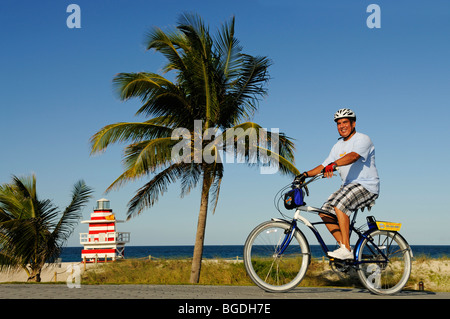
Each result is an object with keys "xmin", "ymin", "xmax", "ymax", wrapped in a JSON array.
[
  {"xmin": 126, "ymin": 163, "xmax": 187, "ymax": 219},
  {"xmin": 214, "ymin": 15, "xmax": 243, "ymax": 79},
  {"xmin": 232, "ymin": 54, "xmax": 272, "ymax": 104},
  {"xmin": 254, "ymin": 146, "xmax": 300, "ymax": 176},
  {"xmin": 145, "ymin": 27, "xmax": 188, "ymax": 74},
  {"xmin": 113, "ymin": 72, "xmax": 168, "ymax": 101},
  {"xmin": 90, "ymin": 121, "xmax": 173, "ymax": 154},
  {"xmin": 214, "ymin": 122, "xmax": 298, "ymax": 176},
  {"xmin": 113, "ymin": 72, "xmax": 194, "ymax": 125},
  {"xmin": 208, "ymin": 163, "xmax": 224, "ymax": 215},
  {"xmin": 123, "ymin": 137, "xmax": 178, "ymax": 175},
  {"xmin": 105, "ymin": 137, "xmax": 180, "ymax": 192},
  {"xmin": 11, "ymin": 175, "xmax": 36, "ymax": 200},
  {"xmin": 50, "ymin": 180, "xmax": 93, "ymax": 246},
  {"xmin": 216, "ymin": 56, "xmax": 272, "ymax": 127},
  {"xmin": 179, "ymin": 163, "xmax": 203, "ymax": 198}
]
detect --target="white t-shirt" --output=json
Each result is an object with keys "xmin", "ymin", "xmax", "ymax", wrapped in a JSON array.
[{"xmin": 322, "ymin": 132, "xmax": 380, "ymax": 195}]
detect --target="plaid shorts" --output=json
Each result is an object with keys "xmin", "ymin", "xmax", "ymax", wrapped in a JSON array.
[{"xmin": 321, "ymin": 183, "xmax": 378, "ymax": 216}]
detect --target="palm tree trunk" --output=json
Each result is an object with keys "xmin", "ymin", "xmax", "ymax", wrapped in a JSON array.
[
  {"xmin": 189, "ymin": 169, "xmax": 212, "ymax": 283},
  {"xmin": 27, "ymin": 268, "xmax": 42, "ymax": 282},
  {"xmin": 22, "ymin": 265, "xmax": 31, "ymax": 280}
]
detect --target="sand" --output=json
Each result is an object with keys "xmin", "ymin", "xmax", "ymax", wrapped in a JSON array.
[{"xmin": 0, "ymin": 262, "xmax": 97, "ymax": 283}]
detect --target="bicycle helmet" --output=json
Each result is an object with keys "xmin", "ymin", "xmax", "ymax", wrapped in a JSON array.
[{"xmin": 334, "ymin": 108, "xmax": 356, "ymax": 122}]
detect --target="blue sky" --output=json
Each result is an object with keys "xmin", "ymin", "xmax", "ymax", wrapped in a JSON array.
[{"xmin": 1, "ymin": 0, "xmax": 449, "ymax": 247}]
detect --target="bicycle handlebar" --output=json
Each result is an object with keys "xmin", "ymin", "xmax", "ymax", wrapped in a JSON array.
[
  {"xmin": 293, "ymin": 164, "xmax": 339, "ymax": 187},
  {"xmin": 293, "ymin": 172, "xmax": 329, "ymax": 187}
]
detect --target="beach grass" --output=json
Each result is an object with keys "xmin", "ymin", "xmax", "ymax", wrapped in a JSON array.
[
  {"xmin": 81, "ymin": 256, "xmax": 450, "ymax": 292},
  {"xmin": 82, "ymin": 258, "xmax": 253, "ymax": 285}
]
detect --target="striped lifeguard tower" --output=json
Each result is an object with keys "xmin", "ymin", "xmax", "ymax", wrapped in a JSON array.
[{"xmin": 80, "ymin": 198, "xmax": 130, "ymax": 262}]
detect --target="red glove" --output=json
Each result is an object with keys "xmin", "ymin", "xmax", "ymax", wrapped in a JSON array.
[{"xmin": 323, "ymin": 162, "xmax": 337, "ymax": 174}]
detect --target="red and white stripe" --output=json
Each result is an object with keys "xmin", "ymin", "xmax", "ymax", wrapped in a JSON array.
[
  {"xmin": 82, "ymin": 249, "xmax": 116, "ymax": 259},
  {"xmin": 90, "ymin": 211, "xmax": 113, "ymax": 220},
  {"xmin": 88, "ymin": 223, "xmax": 116, "ymax": 234}
]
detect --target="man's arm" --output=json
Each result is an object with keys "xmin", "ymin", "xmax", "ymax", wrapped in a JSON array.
[
  {"xmin": 306, "ymin": 165, "xmax": 325, "ymax": 177},
  {"xmin": 304, "ymin": 152, "xmax": 361, "ymax": 178},
  {"xmin": 335, "ymin": 152, "xmax": 360, "ymax": 167}
]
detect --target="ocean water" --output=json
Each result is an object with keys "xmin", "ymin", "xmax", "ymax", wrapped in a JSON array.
[{"xmin": 60, "ymin": 245, "xmax": 450, "ymax": 262}]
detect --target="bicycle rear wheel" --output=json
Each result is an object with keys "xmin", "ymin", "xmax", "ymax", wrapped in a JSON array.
[
  {"xmin": 356, "ymin": 229, "xmax": 412, "ymax": 295},
  {"xmin": 243, "ymin": 220, "xmax": 310, "ymax": 292}
]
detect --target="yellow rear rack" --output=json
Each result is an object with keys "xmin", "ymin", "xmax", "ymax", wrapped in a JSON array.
[{"xmin": 375, "ymin": 221, "xmax": 402, "ymax": 231}]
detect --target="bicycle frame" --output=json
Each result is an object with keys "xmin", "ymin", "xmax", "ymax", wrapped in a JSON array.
[
  {"xmin": 271, "ymin": 173, "xmax": 401, "ymax": 266},
  {"xmin": 273, "ymin": 205, "xmax": 392, "ymax": 266}
]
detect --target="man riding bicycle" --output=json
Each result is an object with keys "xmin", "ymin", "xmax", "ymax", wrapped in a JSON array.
[{"xmin": 296, "ymin": 108, "xmax": 379, "ymax": 260}]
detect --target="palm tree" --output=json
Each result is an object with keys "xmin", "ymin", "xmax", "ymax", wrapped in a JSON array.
[
  {"xmin": 90, "ymin": 13, "xmax": 299, "ymax": 283},
  {"xmin": 0, "ymin": 175, "xmax": 92, "ymax": 282}
]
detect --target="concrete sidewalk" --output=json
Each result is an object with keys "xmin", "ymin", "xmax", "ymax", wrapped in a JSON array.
[{"xmin": 0, "ymin": 284, "xmax": 448, "ymax": 299}]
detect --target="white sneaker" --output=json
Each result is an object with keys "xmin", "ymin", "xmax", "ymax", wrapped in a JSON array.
[{"xmin": 327, "ymin": 245, "xmax": 354, "ymax": 260}]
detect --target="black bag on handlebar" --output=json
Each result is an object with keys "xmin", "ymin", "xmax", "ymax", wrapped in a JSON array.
[{"xmin": 284, "ymin": 188, "xmax": 305, "ymax": 210}]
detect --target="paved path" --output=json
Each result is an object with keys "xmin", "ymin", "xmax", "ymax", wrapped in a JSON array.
[
  {"xmin": 1, "ymin": 284, "xmax": 447, "ymax": 317},
  {"xmin": 0, "ymin": 284, "xmax": 448, "ymax": 299}
]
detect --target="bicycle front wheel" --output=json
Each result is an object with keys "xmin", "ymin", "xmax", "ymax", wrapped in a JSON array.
[
  {"xmin": 244, "ymin": 220, "xmax": 311, "ymax": 292},
  {"xmin": 356, "ymin": 229, "xmax": 412, "ymax": 295}
]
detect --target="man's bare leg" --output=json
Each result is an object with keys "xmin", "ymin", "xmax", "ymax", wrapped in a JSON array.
[
  {"xmin": 319, "ymin": 213, "xmax": 343, "ymax": 244},
  {"xmin": 335, "ymin": 207, "xmax": 350, "ymax": 250}
]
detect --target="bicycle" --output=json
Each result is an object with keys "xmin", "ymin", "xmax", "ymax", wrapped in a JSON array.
[{"xmin": 243, "ymin": 174, "xmax": 413, "ymax": 295}]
